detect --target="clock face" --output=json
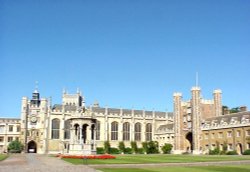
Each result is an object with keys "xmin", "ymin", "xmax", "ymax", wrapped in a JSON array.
[{"xmin": 30, "ymin": 116, "xmax": 37, "ymax": 123}]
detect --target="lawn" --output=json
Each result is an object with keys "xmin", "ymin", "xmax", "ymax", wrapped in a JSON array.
[
  {"xmin": 0, "ymin": 154, "xmax": 8, "ymax": 161},
  {"xmin": 98, "ymin": 165, "xmax": 250, "ymax": 172},
  {"xmin": 62, "ymin": 154, "xmax": 250, "ymax": 165}
]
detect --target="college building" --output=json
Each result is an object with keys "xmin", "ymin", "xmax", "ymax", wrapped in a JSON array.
[{"xmin": 0, "ymin": 86, "xmax": 249, "ymax": 154}]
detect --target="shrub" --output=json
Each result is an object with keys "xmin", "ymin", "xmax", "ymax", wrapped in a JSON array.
[
  {"xmin": 147, "ymin": 141, "xmax": 159, "ymax": 154},
  {"xmin": 118, "ymin": 141, "xmax": 125, "ymax": 153},
  {"xmin": 209, "ymin": 148, "xmax": 220, "ymax": 155},
  {"xmin": 226, "ymin": 150, "xmax": 238, "ymax": 155},
  {"xmin": 104, "ymin": 141, "xmax": 111, "ymax": 154},
  {"xmin": 243, "ymin": 149, "xmax": 250, "ymax": 155},
  {"xmin": 96, "ymin": 147, "xmax": 105, "ymax": 154},
  {"xmin": 161, "ymin": 143, "xmax": 173, "ymax": 154},
  {"xmin": 124, "ymin": 147, "xmax": 133, "ymax": 154},
  {"xmin": 109, "ymin": 147, "xmax": 120, "ymax": 154},
  {"xmin": 8, "ymin": 140, "xmax": 24, "ymax": 153},
  {"xmin": 136, "ymin": 148, "xmax": 144, "ymax": 154},
  {"xmin": 130, "ymin": 141, "xmax": 138, "ymax": 153},
  {"xmin": 142, "ymin": 142, "xmax": 148, "ymax": 154}
]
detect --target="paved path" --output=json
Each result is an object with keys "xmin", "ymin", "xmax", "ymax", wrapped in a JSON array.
[{"xmin": 0, "ymin": 154, "xmax": 98, "ymax": 172}]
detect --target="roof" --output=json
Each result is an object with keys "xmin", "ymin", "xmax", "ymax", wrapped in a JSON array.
[{"xmin": 156, "ymin": 124, "xmax": 174, "ymax": 132}]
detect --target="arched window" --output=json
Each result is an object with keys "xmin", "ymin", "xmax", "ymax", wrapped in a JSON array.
[
  {"xmin": 111, "ymin": 121, "xmax": 118, "ymax": 140},
  {"xmin": 64, "ymin": 120, "xmax": 71, "ymax": 139},
  {"xmin": 146, "ymin": 123, "xmax": 152, "ymax": 141},
  {"xmin": 51, "ymin": 118, "xmax": 60, "ymax": 139},
  {"xmin": 96, "ymin": 121, "xmax": 100, "ymax": 140},
  {"xmin": 134, "ymin": 122, "xmax": 141, "ymax": 141},
  {"xmin": 123, "ymin": 122, "xmax": 130, "ymax": 141}
]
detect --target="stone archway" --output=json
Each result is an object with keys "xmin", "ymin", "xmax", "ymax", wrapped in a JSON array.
[
  {"xmin": 236, "ymin": 143, "xmax": 243, "ymax": 155},
  {"xmin": 185, "ymin": 132, "xmax": 193, "ymax": 153},
  {"xmin": 27, "ymin": 140, "xmax": 37, "ymax": 153},
  {"xmin": 82, "ymin": 124, "xmax": 89, "ymax": 144}
]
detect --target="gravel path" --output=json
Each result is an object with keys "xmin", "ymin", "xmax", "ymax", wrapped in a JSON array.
[{"xmin": 0, "ymin": 154, "xmax": 98, "ymax": 172}]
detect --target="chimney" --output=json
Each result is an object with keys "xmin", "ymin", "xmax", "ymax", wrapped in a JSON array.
[
  {"xmin": 223, "ymin": 106, "xmax": 229, "ymax": 115},
  {"xmin": 240, "ymin": 106, "xmax": 247, "ymax": 112}
]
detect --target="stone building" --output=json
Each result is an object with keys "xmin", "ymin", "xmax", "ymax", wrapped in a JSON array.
[
  {"xmin": 173, "ymin": 87, "xmax": 250, "ymax": 154},
  {"xmin": 0, "ymin": 86, "xmax": 249, "ymax": 154}
]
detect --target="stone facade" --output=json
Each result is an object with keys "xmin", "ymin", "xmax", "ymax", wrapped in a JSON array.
[
  {"xmin": 0, "ymin": 86, "xmax": 249, "ymax": 155},
  {"xmin": 172, "ymin": 87, "xmax": 250, "ymax": 154}
]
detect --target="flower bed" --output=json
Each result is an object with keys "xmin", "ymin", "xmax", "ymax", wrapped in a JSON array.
[{"xmin": 57, "ymin": 154, "xmax": 116, "ymax": 159}]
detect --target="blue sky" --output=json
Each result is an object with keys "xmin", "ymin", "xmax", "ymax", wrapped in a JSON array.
[{"xmin": 0, "ymin": 0, "xmax": 250, "ymax": 118}]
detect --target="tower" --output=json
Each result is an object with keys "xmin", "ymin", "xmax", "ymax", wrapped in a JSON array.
[
  {"xmin": 173, "ymin": 92, "xmax": 183, "ymax": 154},
  {"xmin": 191, "ymin": 87, "xmax": 201, "ymax": 154},
  {"xmin": 30, "ymin": 84, "xmax": 40, "ymax": 107},
  {"xmin": 213, "ymin": 89, "xmax": 222, "ymax": 117}
]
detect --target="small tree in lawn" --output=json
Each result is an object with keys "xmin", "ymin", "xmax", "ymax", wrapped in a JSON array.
[
  {"xmin": 161, "ymin": 143, "xmax": 173, "ymax": 154},
  {"xmin": 118, "ymin": 141, "xmax": 125, "ymax": 154},
  {"xmin": 8, "ymin": 140, "xmax": 24, "ymax": 153},
  {"xmin": 130, "ymin": 141, "xmax": 138, "ymax": 154},
  {"xmin": 104, "ymin": 141, "xmax": 111, "ymax": 154},
  {"xmin": 142, "ymin": 142, "xmax": 148, "ymax": 154}
]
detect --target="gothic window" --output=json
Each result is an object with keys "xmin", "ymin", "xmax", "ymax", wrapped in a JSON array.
[
  {"xmin": 16, "ymin": 125, "xmax": 20, "ymax": 132},
  {"xmin": 134, "ymin": 122, "xmax": 141, "ymax": 141},
  {"xmin": 123, "ymin": 122, "xmax": 130, "ymax": 141},
  {"xmin": 145, "ymin": 123, "xmax": 152, "ymax": 141},
  {"xmin": 111, "ymin": 121, "xmax": 118, "ymax": 140},
  {"xmin": 51, "ymin": 118, "xmax": 60, "ymax": 139},
  {"xmin": 64, "ymin": 120, "xmax": 71, "ymax": 139},
  {"xmin": 96, "ymin": 121, "xmax": 100, "ymax": 140}
]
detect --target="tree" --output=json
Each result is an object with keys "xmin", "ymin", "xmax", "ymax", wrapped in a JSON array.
[
  {"xmin": 118, "ymin": 141, "xmax": 125, "ymax": 153},
  {"xmin": 8, "ymin": 140, "xmax": 24, "ymax": 153},
  {"xmin": 104, "ymin": 141, "xmax": 110, "ymax": 154},
  {"xmin": 161, "ymin": 143, "xmax": 173, "ymax": 154},
  {"xmin": 147, "ymin": 141, "xmax": 159, "ymax": 154},
  {"xmin": 130, "ymin": 141, "xmax": 138, "ymax": 153}
]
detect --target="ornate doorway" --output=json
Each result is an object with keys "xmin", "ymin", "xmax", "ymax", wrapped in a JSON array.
[
  {"xmin": 236, "ymin": 143, "xmax": 243, "ymax": 155},
  {"xmin": 27, "ymin": 140, "xmax": 37, "ymax": 153},
  {"xmin": 185, "ymin": 132, "xmax": 193, "ymax": 153}
]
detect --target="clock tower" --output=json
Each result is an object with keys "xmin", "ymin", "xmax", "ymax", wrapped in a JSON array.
[{"xmin": 20, "ymin": 86, "xmax": 48, "ymax": 153}]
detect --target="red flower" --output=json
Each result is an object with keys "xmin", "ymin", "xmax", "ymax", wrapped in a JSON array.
[{"xmin": 57, "ymin": 154, "xmax": 116, "ymax": 160}]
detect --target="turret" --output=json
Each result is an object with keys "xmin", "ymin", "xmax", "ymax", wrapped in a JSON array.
[
  {"xmin": 213, "ymin": 89, "xmax": 222, "ymax": 117},
  {"xmin": 191, "ymin": 86, "xmax": 201, "ymax": 154}
]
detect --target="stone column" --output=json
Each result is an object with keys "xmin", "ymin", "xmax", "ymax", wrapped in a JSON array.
[
  {"xmin": 141, "ymin": 110, "xmax": 146, "ymax": 142},
  {"xmin": 79, "ymin": 125, "xmax": 83, "ymax": 144}
]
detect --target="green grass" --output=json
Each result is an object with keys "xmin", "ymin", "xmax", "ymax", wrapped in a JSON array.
[
  {"xmin": 62, "ymin": 154, "xmax": 250, "ymax": 165},
  {"xmin": 99, "ymin": 165, "xmax": 250, "ymax": 172},
  {"xmin": 0, "ymin": 154, "xmax": 8, "ymax": 161}
]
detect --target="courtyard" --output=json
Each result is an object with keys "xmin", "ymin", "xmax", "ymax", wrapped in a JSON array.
[{"xmin": 1, "ymin": 154, "xmax": 250, "ymax": 172}]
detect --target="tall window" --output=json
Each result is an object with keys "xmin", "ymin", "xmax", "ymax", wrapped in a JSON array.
[
  {"xmin": 123, "ymin": 122, "xmax": 130, "ymax": 141},
  {"xmin": 134, "ymin": 123, "xmax": 141, "ymax": 141},
  {"xmin": 96, "ymin": 121, "xmax": 100, "ymax": 140},
  {"xmin": 64, "ymin": 120, "xmax": 71, "ymax": 139},
  {"xmin": 146, "ymin": 123, "xmax": 152, "ymax": 141},
  {"xmin": 9, "ymin": 125, "xmax": 13, "ymax": 132},
  {"xmin": 111, "ymin": 121, "xmax": 118, "ymax": 140},
  {"xmin": 0, "ymin": 125, "xmax": 4, "ymax": 133},
  {"xmin": 16, "ymin": 125, "xmax": 20, "ymax": 132},
  {"xmin": 51, "ymin": 118, "xmax": 60, "ymax": 139}
]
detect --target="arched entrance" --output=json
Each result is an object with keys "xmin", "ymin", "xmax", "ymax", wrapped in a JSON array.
[
  {"xmin": 82, "ymin": 124, "xmax": 89, "ymax": 143},
  {"xmin": 185, "ymin": 132, "xmax": 193, "ymax": 153},
  {"xmin": 236, "ymin": 143, "xmax": 243, "ymax": 155},
  {"xmin": 27, "ymin": 140, "xmax": 37, "ymax": 153}
]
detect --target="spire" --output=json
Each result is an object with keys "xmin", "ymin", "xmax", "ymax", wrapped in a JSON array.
[
  {"xmin": 34, "ymin": 81, "xmax": 39, "ymax": 93},
  {"xmin": 196, "ymin": 72, "xmax": 199, "ymax": 87}
]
